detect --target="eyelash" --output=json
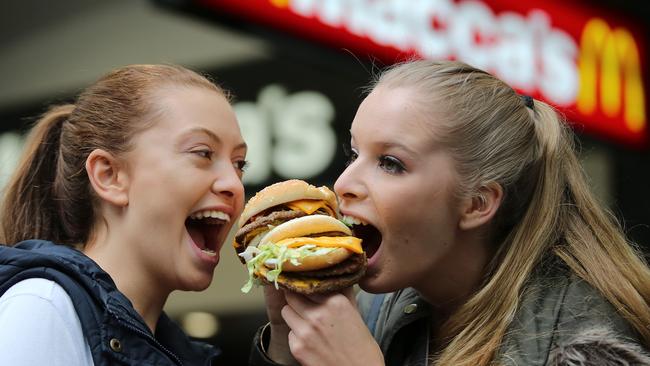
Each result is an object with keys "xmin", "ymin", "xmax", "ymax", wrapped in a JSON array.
[
  {"xmin": 343, "ymin": 144, "xmax": 407, "ymax": 175},
  {"xmin": 192, "ymin": 150, "xmax": 247, "ymax": 171},
  {"xmin": 378, "ymin": 155, "xmax": 406, "ymax": 174},
  {"xmin": 343, "ymin": 144, "xmax": 357, "ymax": 167},
  {"xmin": 233, "ymin": 159, "xmax": 249, "ymax": 174},
  {"xmin": 193, "ymin": 149, "xmax": 214, "ymax": 160}
]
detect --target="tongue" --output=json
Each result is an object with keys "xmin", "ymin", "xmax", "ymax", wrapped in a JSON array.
[
  {"xmin": 204, "ymin": 225, "xmax": 220, "ymax": 251},
  {"xmin": 188, "ymin": 226, "xmax": 206, "ymax": 249}
]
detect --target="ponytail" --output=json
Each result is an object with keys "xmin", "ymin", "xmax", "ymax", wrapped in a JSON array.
[
  {"xmin": 547, "ymin": 116, "xmax": 650, "ymax": 343},
  {"xmin": 497, "ymin": 100, "xmax": 650, "ymax": 345},
  {"xmin": 1, "ymin": 105, "xmax": 74, "ymax": 245}
]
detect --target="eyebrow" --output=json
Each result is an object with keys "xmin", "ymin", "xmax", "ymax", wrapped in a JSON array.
[
  {"xmin": 378, "ymin": 141, "xmax": 418, "ymax": 159},
  {"xmin": 349, "ymin": 131, "xmax": 420, "ymax": 159},
  {"xmin": 179, "ymin": 127, "xmax": 247, "ymax": 151}
]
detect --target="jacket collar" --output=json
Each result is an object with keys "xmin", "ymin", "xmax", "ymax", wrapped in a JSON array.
[{"xmin": 380, "ymin": 288, "xmax": 431, "ymax": 359}]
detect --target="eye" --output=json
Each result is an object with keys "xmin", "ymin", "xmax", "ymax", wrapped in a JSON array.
[
  {"xmin": 233, "ymin": 159, "xmax": 249, "ymax": 174},
  {"xmin": 343, "ymin": 144, "xmax": 358, "ymax": 167},
  {"xmin": 378, "ymin": 155, "xmax": 406, "ymax": 174},
  {"xmin": 192, "ymin": 149, "xmax": 214, "ymax": 160}
]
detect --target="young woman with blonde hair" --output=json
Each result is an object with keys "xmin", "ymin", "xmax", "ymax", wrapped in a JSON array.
[
  {"xmin": 250, "ymin": 60, "xmax": 650, "ymax": 365},
  {"xmin": 0, "ymin": 64, "xmax": 248, "ymax": 365}
]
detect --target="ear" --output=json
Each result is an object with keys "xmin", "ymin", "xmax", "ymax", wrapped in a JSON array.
[
  {"xmin": 85, "ymin": 149, "xmax": 129, "ymax": 207},
  {"xmin": 459, "ymin": 182, "xmax": 503, "ymax": 231}
]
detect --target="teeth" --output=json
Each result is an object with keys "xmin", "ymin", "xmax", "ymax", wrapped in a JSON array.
[
  {"xmin": 201, "ymin": 248, "xmax": 218, "ymax": 257},
  {"xmin": 190, "ymin": 210, "xmax": 230, "ymax": 222},
  {"xmin": 342, "ymin": 215, "xmax": 368, "ymax": 226}
]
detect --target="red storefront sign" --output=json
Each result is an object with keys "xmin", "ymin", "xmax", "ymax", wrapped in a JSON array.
[{"xmin": 195, "ymin": 0, "xmax": 648, "ymax": 147}]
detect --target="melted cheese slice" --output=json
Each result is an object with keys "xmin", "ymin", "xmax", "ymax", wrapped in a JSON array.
[
  {"xmin": 286, "ymin": 200, "xmax": 335, "ymax": 216},
  {"xmin": 275, "ymin": 236, "xmax": 363, "ymax": 254}
]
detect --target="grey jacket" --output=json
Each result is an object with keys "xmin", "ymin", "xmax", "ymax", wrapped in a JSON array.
[
  {"xmin": 357, "ymin": 265, "xmax": 648, "ymax": 366},
  {"xmin": 248, "ymin": 264, "xmax": 648, "ymax": 365}
]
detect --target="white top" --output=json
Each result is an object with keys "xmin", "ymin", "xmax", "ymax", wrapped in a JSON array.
[{"xmin": 0, "ymin": 278, "xmax": 95, "ymax": 366}]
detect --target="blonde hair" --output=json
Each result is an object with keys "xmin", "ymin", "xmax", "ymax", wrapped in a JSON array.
[
  {"xmin": 376, "ymin": 60, "xmax": 650, "ymax": 365},
  {"xmin": 1, "ymin": 64, "xmax": 227, "ymax": 247}
]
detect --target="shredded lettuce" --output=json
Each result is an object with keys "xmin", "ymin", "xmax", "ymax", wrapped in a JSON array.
[
  {"xmin": 239, "ymin": 243, "xmax": 336, "ymax": 293},
  {"xmin": 340, "ymin": 216, "xmax": 355, "ymax": 228}
]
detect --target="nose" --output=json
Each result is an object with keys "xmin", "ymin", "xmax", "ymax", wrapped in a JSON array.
[
  {"xmin": 212, "ymin": 163, "xmax": 245, "ymax": 208},
  {"xmin": 334, "ymin": 162, "xmax": 366, "ymax": 201}
]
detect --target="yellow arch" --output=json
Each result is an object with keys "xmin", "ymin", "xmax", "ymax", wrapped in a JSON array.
[{"xmin": 577, "ymin": 18, "xmax": 645, "ymax": 132}]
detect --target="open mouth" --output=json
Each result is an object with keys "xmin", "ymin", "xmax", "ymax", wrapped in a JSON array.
[
  {"xmin": 343, "ymin": 215, "xmax": 382, "ymax": 260},
  {"xmin": 354, "ymin": 223, "xmax": 382, "ymax": 259},
  {"xmin": 185, "ymin": 210, "xmax": 230, "ymax": 257}
]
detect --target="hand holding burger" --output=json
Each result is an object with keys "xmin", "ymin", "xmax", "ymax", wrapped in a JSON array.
[{"xmin": 234, "ymin": 179, "xmax": 367, "ymax": 295}]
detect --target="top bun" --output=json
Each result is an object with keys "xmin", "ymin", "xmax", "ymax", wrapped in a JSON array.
[{"xmin": 238, "ymin": 179, "xmax": 338, "ymax": 226}]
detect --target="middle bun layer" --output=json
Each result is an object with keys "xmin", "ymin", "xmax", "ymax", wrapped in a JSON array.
[{"xmin": 261, "ymin": 215, "xmax": 352, "ymax": 246}]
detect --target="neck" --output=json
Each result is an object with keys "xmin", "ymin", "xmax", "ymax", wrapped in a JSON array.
[
  {"xmin": 417, "ymin": 228, "xmax": 495, "ymax": 344},
  {"xmin": 83, "ymin": 232, "xmax": 170, "ymax": 333}
]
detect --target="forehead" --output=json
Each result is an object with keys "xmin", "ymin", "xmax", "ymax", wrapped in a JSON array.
[
  {"xmin": 128, "ymin": 85, "xmax": 243, "ymax": 149},
  {"xmin": 158, "ymin": 86, "xmax": 237, "ymax": 131},
  {"xmin": 351, "ymin": 86, "xmax": 440, "ymax": 148},
  {"xmin": 153, "ymin": 86, "xmax": 231, "ymax": 124}
]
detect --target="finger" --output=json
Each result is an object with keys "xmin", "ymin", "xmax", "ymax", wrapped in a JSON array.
[
  {"xmin": 263, "ymin": 284, "xmax": 278, "ymax": 293},
  {"xmin": 287, "ymin": 329, "xmax": 313, "ymax": 366},
  {"xmin": 284, "ymin": 291, "xmax": 318, "ymax": 315},
  {"xmin": 286, "ymin": 330, "xmax": 303, "ymax": 363},
  {"xmin": 305, "ymin": 287, "xmax": 355, "ymax": 304},
  {"xmin": 281, "ymin": 304, "xmax": 309, "ymax": 339},
  {"xmin": 304, "ymin": 292, "xmax": 330, "ymax": 304},
  {"xmin": 264, "ymin": 285, "xmax": 287, "ymax": 300}
]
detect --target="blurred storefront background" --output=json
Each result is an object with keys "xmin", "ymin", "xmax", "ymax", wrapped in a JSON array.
[{"xmin": 1, "ymin": 0, "xmax": 648, "ymax": 364}]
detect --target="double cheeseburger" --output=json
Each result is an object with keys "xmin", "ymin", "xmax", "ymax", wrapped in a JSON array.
[{"xmin": 234, "ymin": 179, "xmax": 367, "ymax": 294}]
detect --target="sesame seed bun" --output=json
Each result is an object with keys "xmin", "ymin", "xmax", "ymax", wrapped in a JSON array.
[{"xmin": 238, "ymin": 179, "xmax": 338, "ymax": 227}]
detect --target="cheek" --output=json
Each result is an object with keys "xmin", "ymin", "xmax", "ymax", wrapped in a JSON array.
[
  {"xmin": 384, "ymin": 190, "xmax": 457, "ymax": 248},
  {"xmin": 133, "ymin": 170, "xmax": 198, "ymax": 215},
  {"xmin": 157, "ymin": 164, "xmax": 208, "ymax": 194},
  {"xmin": 386, "ymin": 209, "xmax": 436, "ymax": 253},
  {"xmin": 234, "ymin": 196, "xmax": 245, "ymax": 217}
]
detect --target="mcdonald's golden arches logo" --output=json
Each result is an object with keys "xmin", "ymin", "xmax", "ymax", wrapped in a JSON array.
[{"xmin": 577, "ymin": 18, "xmax": 646, "ymax": 133}]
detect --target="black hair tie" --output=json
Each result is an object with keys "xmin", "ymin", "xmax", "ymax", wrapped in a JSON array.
[{"xmin": 521, "ymin": 95, "xmax": 535, "ymax": 110}]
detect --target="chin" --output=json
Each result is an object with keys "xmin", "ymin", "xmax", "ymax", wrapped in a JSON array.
[
  {"xmin": 358, "ymin": 269, "xmax": 404, "ymax": 295},
  {"xmin": 358, "ymin": 274, "xmax": 386, "ymax": 294},
  {"xmin": 180, "ymin": 279, "xmax": 212, "ymax": 292},
  {"xmin": 192, "ymin": 280, "xmax": 213, "ymax": 292},
  {"xmin": 178, "ymin": 268, "xmax": 215, "ymax": 292}
]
